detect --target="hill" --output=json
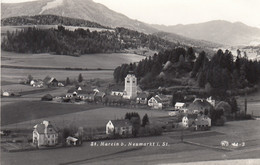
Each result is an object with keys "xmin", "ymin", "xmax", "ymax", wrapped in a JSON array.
[
  {"xmin": 1, "ymin": 15, "xmax": 110, "ymax": 29},
  {"xmin": 1, "ymin": 26, "xmax": 177, "ymax": 56},
  {"xmin": 151, "ymin": 20, "xmax": 260, "ymax": 46},
  {"xmin": 1, "ymin": 0, "xmax": 157, "ymax": 33}
]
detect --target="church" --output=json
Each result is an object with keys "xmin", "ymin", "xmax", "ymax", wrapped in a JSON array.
[
  {"xmin": 123, "ymin": 71, "xmax": 137, "ymax": 99},
  {"xmin": 110, "ymin": 70, "xmax": 138, "ymax": 100}
]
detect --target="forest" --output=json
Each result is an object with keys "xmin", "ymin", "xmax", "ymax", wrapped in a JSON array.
[
  {"xmin": 1, "ymin": 15, "xmax": 109, "ymax": 28},
  {"xmin": 113, "ymin": 47, "xmax": 260, "ymax": 96},
  {"xmin": 1, "ymin": 26, "xmax": 177, "ymax": 55}
]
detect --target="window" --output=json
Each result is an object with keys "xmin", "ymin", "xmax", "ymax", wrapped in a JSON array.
[
  {"xmin": 127, "ymin": 81, "xmax": 130, "ymax": 83},
  {"xmin": 133, "ymin": 81, "xmax": 135, "ymax": 83}
]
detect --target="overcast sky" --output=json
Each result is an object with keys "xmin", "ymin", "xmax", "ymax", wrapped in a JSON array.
[{"xmin": 2, "ymin": 0, "xmax": 260, "ymax": 28}]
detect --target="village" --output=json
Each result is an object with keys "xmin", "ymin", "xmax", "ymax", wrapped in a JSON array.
[{"xmin": 1, "ymin": 68, "xmax": 243, "ymax": 152}]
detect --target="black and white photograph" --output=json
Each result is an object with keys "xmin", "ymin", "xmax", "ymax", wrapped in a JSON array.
[{"xmin": 1, "ymin": 0, "xmax": 260, "ymax": 164}]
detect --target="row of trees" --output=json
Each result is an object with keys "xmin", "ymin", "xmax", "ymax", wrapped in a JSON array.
[
  {"xmin": 192, "ymin": 49, "xmax": 260, "ymax": 92},
  {"xmin": 2, "ymin": 26, "xmax": 176, "ymax": 56}
]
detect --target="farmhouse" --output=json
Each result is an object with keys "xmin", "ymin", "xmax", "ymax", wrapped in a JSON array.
[
  {"xmin": 182, "ymin": 114, "xmax": 198, "ymax": 127},
  {"xmin": 194, "ymin": 115, "xmax": 211, "ymax": 130},
  {"xmin": 33, "ymin": 120, "xmax": 58, "ymax": 147},
  {"xmin": 175, "ymin": 102, "xmax": 186, "ymax": 110},
  {"xmin": 148, "ymin": 94, "xmax": 171, "ymax": 109},
  {"xmin": 106, "ymin": 119, "xmax": 133, "ymax": 136},
  {"xmin": 188, "ymin": 98, "xmax": 213, "ymax": 114},
  {"xmin": 136, "ymin": 92, "xmax": 148, "ymax": 104},
  {"xmin": 111, "ymin": 85, "xmax": 125, "ymax": 96},
  {"xmin": 43, "ymin": 76, "xmax": 58, "ymax": 87}
]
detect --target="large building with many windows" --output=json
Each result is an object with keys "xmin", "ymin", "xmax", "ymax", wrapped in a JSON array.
[{"xmin": 33, "ymin": 120, "xmax": 58, "ymax": 147}]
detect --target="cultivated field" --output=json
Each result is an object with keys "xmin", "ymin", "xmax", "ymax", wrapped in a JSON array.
[
  {"xmin": 1, "ymin": 103, "xmax": 168, "ymax": 128},
  {"xmin": 1, "ymin": 51, "xmax": 145, "ymax": 69}
]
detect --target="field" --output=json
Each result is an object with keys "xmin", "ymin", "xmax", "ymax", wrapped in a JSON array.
[
  {"xmin": 1, "ymin": 101, "xmax": 168, "ymax": 128},
  {"xmin": 1, "ymin": 50, "xmax": 144, "ymax": 84},
  {"xmin": 1, "ymin": 119, "xmax": 260, "ymax": 165},
  {"xmin": 1, "ymin": 51, "xmax": 144, "ymax": 69}
]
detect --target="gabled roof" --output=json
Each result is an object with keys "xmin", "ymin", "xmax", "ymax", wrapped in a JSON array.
[
  {"xmin": 153, "ymin": 96, "xmax": 162, "ymax": 103},
  {"xmin": 110, "ymin": 119, "xmax": 132, "ymax": 127},
  {"xmin": 43, "ymin": 76, "xmax": 58, "ymax": 84}
]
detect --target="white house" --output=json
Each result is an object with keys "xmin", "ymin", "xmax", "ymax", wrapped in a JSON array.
[
  {"xmin": 106, "ymin": 119, "xmax": 133, "ymax": 136},
  {"xmin": 175, "ymin": 102, "xmax": 186, "ymax": 110},
  {"xmin": 148, "ymin": 94, "xmax": 171, "ymax": 109},
  {"xmin": 148, "ymin": 96, "xmax": 163, "ymax": 109},
  {"xmin": 123, "ymin": 73, "xmax": 137, "ymax": 99},
  {"xmin": 33, "ymin": 121, "xmax": 58, "ymax": 147}
]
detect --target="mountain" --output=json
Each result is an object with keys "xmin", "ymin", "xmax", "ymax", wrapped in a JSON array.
[
  {"xmin": 151, "ymin": 20, "xmax": 260, "ymax": 46},
  {"xmin": 1, "ymin": 0, "xmax": 157, "ymax": 33}
]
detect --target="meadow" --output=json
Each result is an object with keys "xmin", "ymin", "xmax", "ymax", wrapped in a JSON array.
[{"xmin": 1, "ymin": 102, "xmax": 168, "ymax": 128}]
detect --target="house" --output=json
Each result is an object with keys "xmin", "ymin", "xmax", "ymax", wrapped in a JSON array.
[
  {"xmin": 194, "ymin": 115, "xmax": 211, "ymax": 130},
  {"xmin": 188, "ymin": 98, "xmax": 213, "ymax": 114},
  {"xmin": 175, "ymin": 102, "xmax": 186, "ymax": 110},
  {"xmin": 94, "ymin": 91, "xmax": 106, "ymax": 102},
  {"xmin": 2, "ymin": 91, "xmax": 12, "ymax": 97},
  {"xmin": 148, "ymin": 94, "xmax": 171, "ymax": 109},
  {"xmin": 66, "ymin": 136, "xmax": 78, "ymax": 146},
  {"xmin": 106, "ymin": 119, "xmax": 133, "ymax": 136},
  {"xmin": 43, "ymin": 76, "xmax": 58, "ymax": 87},
  {"xmin": 136, "ymin": 92, "xmax": 148, "ymax": 104},
  {"xmin": 110, "ymin": 86, "xmax": 125, "ymax": 96},
  {"xmin": 148, "ymin": 96, "xmax": 163, "ymax": 109},
  {"xmin": 33, "ymin": 121, "xmax": 58, "ymax": 147},
  {"xmin": 66, "ymin": 85, "xmax": 94, "ymax": 99},
  {"xmin": 182, "ymin": 114, "xmax": 198, "ymax": 127}
]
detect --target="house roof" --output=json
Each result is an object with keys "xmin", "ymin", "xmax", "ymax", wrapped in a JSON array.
[
  {"xmin": 156, "ymin": 94, "xmax": 169, "ymax": 101},
  {"xmin": 43, "ymin": 76, "xmax": 58, "ymax": 84},
  {"xmin": 153, "ymin": 96, "xmax": 162, "ymax": 103},
  {"xmin": 137, "ymin": 92, "xmax": 148, "ymax": 99},
  {"xmin": 95, "ymin": 92, "xmax": 106, "ymax": 97},
  {"xmin": 34, "ymin": 121, "xmax": 58, "ymax": 134},
  {"xmin": 110, "ymin": 85, "xmax": 124, "ymax": 92},
  {"xmin": 188, "ymin": 99, "xmax": 213, "ymax": 111},
  {"xmin": 66, "ymin": 136, "xmax": 78, "ymax": 142},
  {"xmin": 175, "ymin": 102, "xmax": 185, "ymax": 107},
  {"xmin": 110, "ymin": 119, "xmax": 132, "ymax": 127}
]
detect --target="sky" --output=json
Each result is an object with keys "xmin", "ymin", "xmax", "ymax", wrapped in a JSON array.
[{"xmin": 2, "ymin": 0, "xmax": 260, "ymax": 28}]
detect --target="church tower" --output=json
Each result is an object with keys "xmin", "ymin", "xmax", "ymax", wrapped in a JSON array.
[{"xmin": 123, "ymin": 67, "xmax": 137, "ymax": 99}]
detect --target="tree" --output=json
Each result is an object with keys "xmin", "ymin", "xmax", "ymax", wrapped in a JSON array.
[
  {"xmin": 65, "ymin": 77, "xmax": 71, "ymax": 85},
  {"xmin": 142, "ymin": 114, "xmax": 149, "ymax": 127},
  {"xmin": 27, "ymin": 74, "xmax": 33, "ymax": 84},
  {"xmin": 78, "ymin": 73, "xmax": 83, "ymax": 83}
]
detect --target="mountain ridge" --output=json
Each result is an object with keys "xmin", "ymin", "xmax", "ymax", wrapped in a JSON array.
[
  {"xmin": 151, "ymin": 20, "xmax": 260, "ymax": 46},
  {"xmin": 1, "ymin": 0, "xmax": 158, "ymax": 33}
]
